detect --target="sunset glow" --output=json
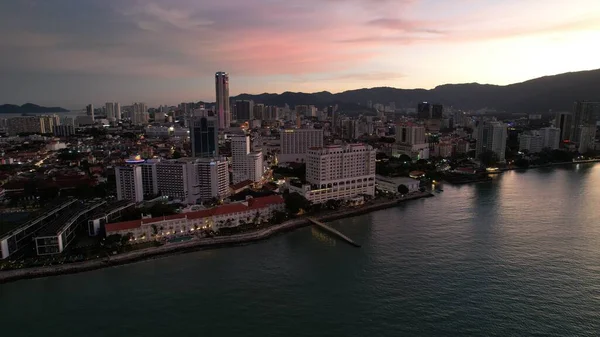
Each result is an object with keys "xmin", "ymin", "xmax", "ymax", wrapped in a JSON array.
[{"xmin": 1, "ymin": 0, "xmax": 599, "ymax": 106}]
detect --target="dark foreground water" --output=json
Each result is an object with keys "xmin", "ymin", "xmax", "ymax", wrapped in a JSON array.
[{"xmin": 2, "ymin": 164, "xmax": 600, "ymax": 336}]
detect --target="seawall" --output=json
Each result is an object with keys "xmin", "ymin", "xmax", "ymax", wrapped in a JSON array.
[{"xmin": 0, "ymin": 192, "xmax": 433, "ymax": 284}]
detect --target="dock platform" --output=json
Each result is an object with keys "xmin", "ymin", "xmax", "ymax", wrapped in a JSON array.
[{"xmin": 307, "ymin": 217, "xmax": 360, "ymax": 247}]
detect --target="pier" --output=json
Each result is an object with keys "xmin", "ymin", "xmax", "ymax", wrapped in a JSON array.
[{"xmin": 307, "ymin": 217, "xmax": 360, "ymax": 247}]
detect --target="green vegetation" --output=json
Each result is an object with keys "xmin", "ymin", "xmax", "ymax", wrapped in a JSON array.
[
  {"xmin": 283, "ymin": 192, "xmax": 311, "ymax": 214},
  {"xmin": 478, "ymin": 150, "xmax": 499, "ymax": 167},
  {"xmin": 397, "ymin": 184, "xmax": 410, "ymax": 195}
]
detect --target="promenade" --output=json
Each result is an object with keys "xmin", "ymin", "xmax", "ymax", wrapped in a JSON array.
[{"xmin": 0, "ymin": 191, "xmax": 433, "ymax": 284}]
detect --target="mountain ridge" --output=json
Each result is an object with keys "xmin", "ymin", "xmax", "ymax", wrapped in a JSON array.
[
  {"xmin": 0, "ymin": 103, "xmax": 69, "ymax": 114},
  {"xmin": 232, "ymin": 68, "xmax": 600, "ymax": 113}
]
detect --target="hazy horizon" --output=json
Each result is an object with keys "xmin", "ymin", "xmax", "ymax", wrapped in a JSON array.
[{"xmin": 1, "ymin": 0, "xmax": 599, "ymax": 107}]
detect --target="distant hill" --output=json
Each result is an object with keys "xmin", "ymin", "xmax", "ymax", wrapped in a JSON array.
[
  {"xmin": 232, "ymin": 68, "xmax": 600, "ymax": 113},
  {"xmin": 0, "ymin": 103, "xmax": 69, "ymax": 114}
]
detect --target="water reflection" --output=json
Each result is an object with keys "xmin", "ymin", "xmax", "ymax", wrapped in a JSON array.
[{"xmin": 311, "ymin": 227, "xmax": 336, "ymax": 247}]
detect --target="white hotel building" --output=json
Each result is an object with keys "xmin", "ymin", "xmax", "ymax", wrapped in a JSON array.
[
  {"xmin": 105, "ymin": 195, "xmax": 285, "ymax": 239},
  {"xmin": 279, "ymin": 128, "xmax": 324, "ymax": 163},
  {"xmin": 290, "ymin": 143, "xmax": 376, "ymax": 204},
  {"xmin": 115, "ymin": 166, "xmax": 144, "ymax": 202},
  {"xmin": 196, "ymin": 157, "xmax": 230, "ymax": 201},
  {"xmin": 231, "ymin": 134, "xmax": 264, "ymax": 184}
]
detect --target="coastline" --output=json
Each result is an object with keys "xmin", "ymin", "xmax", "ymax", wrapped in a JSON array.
[
  {"xmin": 0, "ymin": 192, "xmax": 434, "ymax": 284},
  {"xmin": 499, "ymin": 159, "xmax": 600, "ymax": 172}
]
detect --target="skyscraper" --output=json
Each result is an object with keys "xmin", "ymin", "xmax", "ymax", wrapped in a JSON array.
[
  {"xmin": 476, "ymin": 121, "xmax": 507, "ymax": 163},
  {"xmin": 86, "ymin": 104, "xmax": 94, "ymax": 121},
  {"xmin": 554, "ymin": 111, "xmax": 572, "ymax": 142},
  {"xmin": 279, "ymin": 129, "xmax": 324, "ymax": 163},
  {"xmin": 115, "ymin": 166, "xmax": 144, "ymax": 202},
  {"xmin": 196, "ymin": 158, "xmax": 230, "ymax": 201},
  {"xmin": 253, "ymin": 104, "xmax": 265, "ymax": 120},
  {"xmin": 234, "ymin": 100, "xmax": 253, "ymax": 121},
  {"xmin": 189, "ymin": 116, "xmax": 218, "ymax": 158},
  {"xmin": 115, "ymin": 103, "xmax": 121, "ymax": 121},
  {"xmin": 417, "ymin": 102, "xmax": 432, "ymax": 119},
  {"xmin": 105, "ymin": 102, "xmax": 115, "ymax": 121},
  {"xmin": 570, "ymin": 101, "xmax": 600, "ymax": 143},
  {"xmin": 231, "ymin": 134, "xmax": 251, "ymax": 184},
  {"xmin": 215, "ymin": 72, "xmax": 230, "ymax": 129}
]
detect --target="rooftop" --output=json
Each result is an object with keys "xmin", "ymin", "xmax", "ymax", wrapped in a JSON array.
[
  {"xmin": 0, "ymin": 199, "xmax": 77, "ymax": 238},
  {"xmin": 105, "ymin": 195, "xmax": 285, "ymax": 234}
]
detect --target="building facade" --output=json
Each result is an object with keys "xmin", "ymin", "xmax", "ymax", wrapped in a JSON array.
[
  {"xmin": 190, "ymin": 116, "xmax": 218, "ymax": 158},
  {"xmin": 156, "ymin": 159, "xmax": 196, "ymax": 204},
  {"xmin": 215, "ymin": 71, "xmax": 230, "ymax": 129},
  {"xmin": 247, "ymin": 152, "xmax": 264, "ymax": 183},
  {"xmin": 279, "ymin": 128, "xmax": 324, "ymax": 163},
  {"xmin": 140, "ymin": 159, "xmax": 159, "ymax": 197},
  {"xmin": 105, "ymin": 195, "xmax": 285, "ymax": 238},
  {"xmin": 375, "ymin": 176, "xmax": 420, "ymax": 194},
  {"xmin": 115, "ymin": 166, "xmax": 144, "ymax": 202},
  {"xmin": 476, "ymin": 121, "xmax": 507, "ymax": 163},
  {"xmin": 291, "ymin": 144, "xmax": 376, "ymax": 204},
  {"xmin": 570, "ymin": 101, "xmax": 600, "ymax": 143},
  {"xmin": 196, "ymin": 157, "xmax": 230, "ymax": 201},
  {"xmin": 231, "ymin": 134, "xmax": 251, "ymax": 184},
  {"xmin": 234, "ymin": 100, "xmax": 253, "ymax": 121}
]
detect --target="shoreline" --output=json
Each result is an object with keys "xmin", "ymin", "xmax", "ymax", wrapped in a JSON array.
[
  {"xmin": 499, "ymin": 159, "xmax": 600, "ymax": 172},
  {"xmin": 0, "ymin": 192, "xmax": 434, "ymax": 284}
]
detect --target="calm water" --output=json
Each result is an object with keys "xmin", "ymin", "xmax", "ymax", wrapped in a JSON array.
[{"xmin": 2, "ymin": 164, "xmax": 600, "ymax": 336}]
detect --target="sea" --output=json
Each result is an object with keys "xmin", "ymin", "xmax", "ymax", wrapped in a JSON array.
[{"xmin": 1, "ymin": 164, "xmax": 600, "ymax": 336}]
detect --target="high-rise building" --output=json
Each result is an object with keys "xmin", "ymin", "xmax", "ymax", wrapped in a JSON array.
[
  {"xmin": 115, "ymin": 166, "xmax": 144, "ymax": 202},
  {"xmin": 234, "ymin": 100, "xmax": 253, "ymax": 121},
  {"xmin": 519, "ymin": 133, "xmax": 544, "ymax": 153},
  {"xmin": 189, "ymin": 116, "xmax": 218, "ymax": 158},
  {"xmin": 196, "ymin": 158, "xmax": 230, "ymax": 201},
  {"xmin": 279, "ymin": 128, "xmax": 324, "ymax": 163},
  {"xmin": 115, "ymin": 103, "xmax": 121, "ymax": 121},
  {"xmin": 264, "ymin": 106, "xmax": 278, "ymax": 120},
  {"xmin": 253, "ymin": 104, "xmax": 265, "ymax": 120},
  {"xmin": 140, "ymin": 159, "xmax": 159, "ymax": 197},
  {"xmin": 215, "ymin": 72, "xmax": 230, "ymax": 129},
  {"xmin": 303, "ymin": 144, "xmax": 376, "ymax": 204},
  {"xmin": 578, "ymin": 126, "xmax": 596, "ymax": 153},
  {"xmin": 432, "ymin": 104, "xmax": 444, "ymax": 118},
  {"xmin": 540, "ymin": 127, "xmax": 561, "ymax": 150},
  {"xmin": 476, "ymin": 121, "xmax": 507, "ymax": 162},
  {"xmin": 570, "ymin": 101, "xmax": 600, "ymax": 143},
  {"xmin": 7, "ymin": 116, "xmax": 43, "ymax": 135},
  {"xmin": 106, "ymin": 102, "xmax": 115, "ymax": 121},
  {"xmin": 231, "ymin": 134, "xmax": 251, "ymax": 184},
  {"xmin": 40, "ymin": 115, "xmax": 60, "ymax": 133},
  {"xmin": 554, "ymin": 111, "xmax": 572, "ymax": 142},
  {"xmin": 132, "ymin": 102, "xmax": 148, "ymax": 125},
  {"xmin": 53, "ymin": 125, "xmax": 75, "ymax": 137},
  {"xmin": 396, "ymin": 124, "xmax": 426, "ymax": 145},
  {"xmin": 86, "ymin": 104, "xmax": 94, "ymax": 120},
  {"xmin": 156, "ymin": 159, "xmax": 197, "ymax": 204},
  {"xmin": 417, "ymin": 102, "xmax": 432, "ymax": 119},
  {"xmin": 246, "ymin": 152, "xmax": 264, "ymax": 183}
]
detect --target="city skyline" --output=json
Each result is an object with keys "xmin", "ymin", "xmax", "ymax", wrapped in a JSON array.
[{"xmin": 1, "ymin": 0, "xmax": 599, "ymax": 107}]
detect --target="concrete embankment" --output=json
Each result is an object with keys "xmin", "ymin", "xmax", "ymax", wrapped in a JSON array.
[{"xmin": 0, "ymin": 192, "xmax": 433, "ymax": 284}]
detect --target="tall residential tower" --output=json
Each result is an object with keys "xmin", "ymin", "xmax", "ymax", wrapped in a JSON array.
[{"xmin": 215, "ymin": 72, "xmax": 230, "ymax": 129}]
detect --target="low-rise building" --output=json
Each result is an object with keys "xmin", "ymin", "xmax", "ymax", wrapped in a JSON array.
[
  {"xmin": 105, "ymin": 195, "xmax": 285, "ymax": 239},
  {"xmin": 375, "ymin": 176, "xmax": 420, "ymax": 194}
]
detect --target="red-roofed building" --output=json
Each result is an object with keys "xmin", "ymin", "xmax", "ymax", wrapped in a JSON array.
[
  {"xmin": 230, "ymin": 179, "xmax": 253, "ymax": 195},
  {"xmin": 105, "ymin": 195, "xmax": 286, "ymax": 240}
]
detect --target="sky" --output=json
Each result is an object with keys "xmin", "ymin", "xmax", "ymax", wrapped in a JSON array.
[{"xmin": 0, "ymin": 0, "xmax": 599, "ymax": 108}]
